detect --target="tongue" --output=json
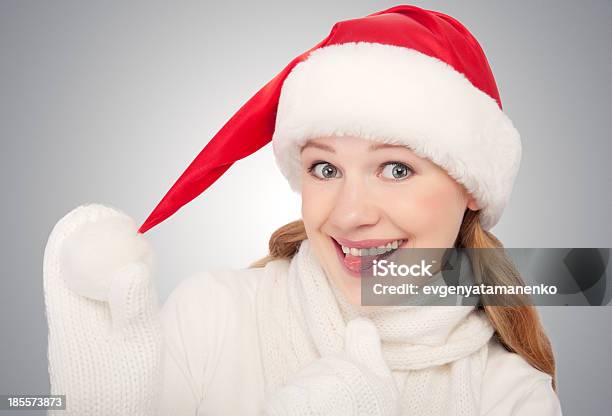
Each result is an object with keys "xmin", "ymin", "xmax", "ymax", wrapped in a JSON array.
[{"xmin": 343, "ymin": 254, "xmax": 363, "ymax": 272}]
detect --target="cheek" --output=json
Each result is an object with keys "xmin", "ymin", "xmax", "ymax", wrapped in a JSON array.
[
  {"xmin": 384, "ymin": 177, "xmax": 466, "ymax": 242},
  {"xmin": 301, "ymin": 177, "xmax": 335, "ymax": 232}
]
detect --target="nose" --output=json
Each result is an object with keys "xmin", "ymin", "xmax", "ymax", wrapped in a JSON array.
[{"xmin": 327, "ymin": 175, "xmax": 381, "ymax": 232}]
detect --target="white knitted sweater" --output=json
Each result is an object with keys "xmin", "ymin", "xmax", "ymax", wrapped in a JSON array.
[{"xmin": 159, "ymin": 242, "xmax": 562, "ymax": 415}]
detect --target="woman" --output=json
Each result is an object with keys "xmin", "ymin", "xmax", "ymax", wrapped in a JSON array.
[{"xmin": 43, "ymin": 4, "xmax": 562, "ymax": 415}]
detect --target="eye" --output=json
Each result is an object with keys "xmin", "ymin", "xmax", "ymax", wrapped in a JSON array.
[
  {"xmin": 380, "ymin": 162, "xmax": 413, "ymax": 180},
  {"xmin": 308, "ymin": 161, "xmax": 342, "ymax": 180}
]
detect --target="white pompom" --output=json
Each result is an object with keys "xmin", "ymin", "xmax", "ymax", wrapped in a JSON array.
[{"xmin": 60, "ymin": 214, "xmax": 154, "ymax": 301}]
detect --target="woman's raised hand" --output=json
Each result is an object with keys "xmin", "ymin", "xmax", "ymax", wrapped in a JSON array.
[
  {"xmin": 263, "ymin": 318, "xmax": 401, "ymax": 416},
  {"xmin": 43, "ymin": 204, "xmax": 162, "ymax": 415}
]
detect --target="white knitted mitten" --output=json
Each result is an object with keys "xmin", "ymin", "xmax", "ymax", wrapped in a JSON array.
[
  {"xmin": 43, "ymin": 204, "xmax": 162, "ymax": 415},
  {"xmin": 263, "ymin": 318, "xmax": 401, "ymax": 416}
]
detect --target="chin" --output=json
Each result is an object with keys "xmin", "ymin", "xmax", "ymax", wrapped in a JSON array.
[
  {"xmin": 325, "ymin": 260, "xmax": 365, "ymax": 306},
  {"xmin": 343, "ymin": 289, "xmax": 362, "ymax": 306}
]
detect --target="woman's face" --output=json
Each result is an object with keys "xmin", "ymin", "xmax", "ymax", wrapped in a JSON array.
[{"xmin": 300, "ymin": 135, "xmax": 479, "ymax": 306}]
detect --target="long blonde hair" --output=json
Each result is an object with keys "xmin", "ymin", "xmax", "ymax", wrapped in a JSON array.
[{"xmin": 250, "ymin": 209, "xmax": 557, "ymax": 390}]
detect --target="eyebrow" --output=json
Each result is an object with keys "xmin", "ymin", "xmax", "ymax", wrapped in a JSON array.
[
  {"xmin": 368, "ymin": 143, "xmax": 403, "ymax": 151},
  {"xmin": 301, "ymin": 141, "xmax": 403, "ymax": 154},
  {"xmin": 301, "ymin": 142, "xmax": 335, "ymax": 153}
]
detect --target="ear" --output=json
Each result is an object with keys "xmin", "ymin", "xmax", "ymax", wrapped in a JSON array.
[{"xmin": 466, "ymin": 194, "xmax": 480, "ymax": 211}]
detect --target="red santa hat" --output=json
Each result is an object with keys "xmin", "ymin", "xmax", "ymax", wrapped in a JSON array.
[{"xmin": 138, "ymin": 4, "xmax": 521, "ymax": 234}]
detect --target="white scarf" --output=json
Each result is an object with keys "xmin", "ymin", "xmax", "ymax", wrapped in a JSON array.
[{"xmin": 256, "ymin": 239, "xmax": 495, "ymax": 415}]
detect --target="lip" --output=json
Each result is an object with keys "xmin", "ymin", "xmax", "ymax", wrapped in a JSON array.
[{"xmin": 330, "ymin": 236, "xmax": 407, "ymax": 278}]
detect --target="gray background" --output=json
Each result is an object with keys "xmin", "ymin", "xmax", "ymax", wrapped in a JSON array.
[{"xmin": 1, "ymin": 0, "xmax": 610, "ymax": 414}]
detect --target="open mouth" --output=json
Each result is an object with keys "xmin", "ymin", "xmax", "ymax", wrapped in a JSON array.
[{"xmin": 331, "ymin": 237, "xmax": 407, "ymax": 278}]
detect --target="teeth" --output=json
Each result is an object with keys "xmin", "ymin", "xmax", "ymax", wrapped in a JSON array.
[{"xmin": 340, "ymin": 239, "xmax": 404, "ymax": 257}]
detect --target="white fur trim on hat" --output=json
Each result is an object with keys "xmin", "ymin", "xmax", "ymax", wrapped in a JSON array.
[{"xmin": 271, "ymin": 42, "xmax": 521, "ymax": 230}]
